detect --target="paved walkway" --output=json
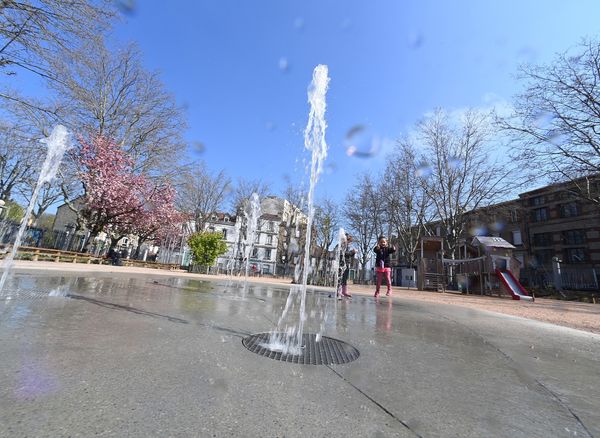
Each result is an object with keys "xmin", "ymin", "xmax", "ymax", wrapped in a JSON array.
[
  {"xmin": 1, "ymin": 267, "xmax": 598, "ymax": 437},
  {"xmin": 9, "ymin": 260, "xmax": 600, "ymax": 335}
]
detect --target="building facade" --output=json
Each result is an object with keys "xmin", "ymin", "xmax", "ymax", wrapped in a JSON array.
[
  {"xmin": 415, "ymin": 177, "xmax": 600, "ymax": 290},
  {"xmin": 517, "ymin": 181, "xmax": 600, "ymax": 288},
  {"xmin": 204, "ymin": 196, "xmax": 307, "ymax": 276}
]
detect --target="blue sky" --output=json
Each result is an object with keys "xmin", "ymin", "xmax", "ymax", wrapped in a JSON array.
[{"xmin": 74, "ymin": 1, "xmax": 600, "ymax": 203}]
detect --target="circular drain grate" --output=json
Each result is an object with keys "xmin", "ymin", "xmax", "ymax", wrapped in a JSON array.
[
  {"xmin": 242, "ymin": 332, "xmax": 359, "ymax": 365},
  {"xmin": 0, "ymin": 289, "xmax": 53, "ymax": 301}
]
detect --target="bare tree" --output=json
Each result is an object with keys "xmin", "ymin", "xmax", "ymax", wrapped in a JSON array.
[
  {"xmin": 343, "ymin": 174, "xmax": 382, "ymax": 283},
  {"xmin": 0, "ymin": 98, "xmax": 72, "ymax": 220},
  {"xmin": 281, "ymin": 174, "xmax": 305, "ymax": 210},
  {"xmin": 0, "ymin": 121, "xmax": 39, "ymax": 201},
  {"xmin": 313, "ymin": 197, "xmax": 340, "ymax": 285},
  {"xmin": 1, "ymin": 0, "xmax": 113, "ymax": 110},
  {"xmin": 18, "ymin": 176, "xmax": 63, "ymax": 226},
  {"xmin": 229, "ymin": 177, "xmax": 271, "ymax": 212},
  {"xmin": 48, "ymin": 38, "xmax": 187, "ymax": 176},
  {"xmin": 382, "ymin": 141, "xmax": 433, "ymax": 268},
  {"xmin": 500, "ymin": 39, "xmax": 600, "ymax": 204},
  {"xmin": 418, "ymin": 109, "xmax": 513, "ymax": 259},
  {"xmin": 175, "ymin": 162, "xmax": 231, "ymax": 232}
]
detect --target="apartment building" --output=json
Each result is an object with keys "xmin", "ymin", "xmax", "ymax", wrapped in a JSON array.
[
  {"xmin": 208, "ymin": 196, "xmax": 307, "ymax": 276},
  {"xmin": 519, "ymin": 181, "xmax": 600, "ymax": 271},
  {"xmin": 414, "ymin": 176, "xmax": 600, "ymax": 289}
]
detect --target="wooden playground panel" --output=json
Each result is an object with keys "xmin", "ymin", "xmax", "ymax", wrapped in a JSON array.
[
  {"xmin": 0, "ymin": 245, "xmax": 180, "ymax": 271},
  {"xmin": 417, "ymin": 236, "xmax": 526, "ymax": 299}
]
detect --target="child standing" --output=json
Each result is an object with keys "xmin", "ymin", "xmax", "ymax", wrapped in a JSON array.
[
  {"xmin": 373, "ymin": 236, "xmax": 396, "ymax": 297},
  {"xmin": 338, "ymin": 234, "xmax": 356, "ymax": 298}
]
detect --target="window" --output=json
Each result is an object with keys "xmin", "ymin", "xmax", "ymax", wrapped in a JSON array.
[
  {"xmin": 532, "ymin": 208, "xmax": 548, "ymax": 222},
  {"xmin": 265, "ymin": 249, "xmax": 272, "ymax": 260},
  {"xmin": 266, "ymin": 235, "xmax": 273, "ymax": 245},
  {"xmin": 251, "ymin": 248, "xmax": 259, "ymax": 258},
  {"xmin": 530, "ymin": 196, "xmax": 545, "ymax": 206},
  {"xmin": 254, "ymin": 234, "xmax": 260, "ymax": 243},
  {"xmin": 512, "ymin": 230, "xmax": 522, "ymax": 246},
  {"xmin": 224, "ymin": 217, "xmax": 230, "ymax": 222},
  {"xmin": 534, "ymin": 250, "xmax": 553, "ymax": 265},
  {"xmin": 563, "ymin": 230, "xmax": 585, "ymax": 245},
  {"xmin": 510, "ymin": 209, "xmax": 518, "ymax": 223},
  {"xmin": 560, "ymin": 202, "xmax": 579, "ymax": 218},
  {"xmin": 267, "ymin": 221, "xmax": 275, "ymax": 232},
  {"xmin": 565, "ymin": 248, "xmax": 586, "ymax": 263},
  {"xmin": 515, "ymin": 254, "xmax": 524, "ymax": 267},
  {"xmin": 533, "ymin": 233, "xmax": 552, "ymax": 247}
]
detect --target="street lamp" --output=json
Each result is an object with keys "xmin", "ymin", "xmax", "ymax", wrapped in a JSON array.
[
  {"xmin": 64, "ymin": 223, "xmax": 75, "ymax": 251},
  {"xmin": 281, "ymin": 254, "xmax": 288, "ymax": 277}
]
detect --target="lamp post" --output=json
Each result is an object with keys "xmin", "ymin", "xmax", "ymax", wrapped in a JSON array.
[
  {"xmin": 281, "ymin": 254, "xmax": 288, "ymax": 278},
  {"xmin": 64, "ymin": 223, "xmax": 75, "ymax": 251},
  {"xmin": 552, "ymin": 256, "xmax": 562, "ymax": 292}
]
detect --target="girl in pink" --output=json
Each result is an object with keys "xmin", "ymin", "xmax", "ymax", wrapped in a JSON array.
[{"xmin": 373, "ymin": 236, "xmax": 396, "ymax": 297}]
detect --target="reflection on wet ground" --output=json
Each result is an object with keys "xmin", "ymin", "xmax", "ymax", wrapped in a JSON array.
[{"xmin": 0, "ymin": 272, "xmax": 598, "ymax": 437}]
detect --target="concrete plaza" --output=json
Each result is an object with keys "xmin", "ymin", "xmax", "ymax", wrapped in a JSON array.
[{"xmin": 0, "ymin": 266, "xmax": 598, "ymax": 437}]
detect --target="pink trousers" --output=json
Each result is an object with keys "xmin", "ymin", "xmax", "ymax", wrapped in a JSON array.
[{"xmin": 375, "ymin": 267, "xmax": 392, "ymax": 292}]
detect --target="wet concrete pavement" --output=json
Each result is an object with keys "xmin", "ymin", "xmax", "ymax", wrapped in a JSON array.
[{"xmin": 0, "ymin": 271, "xmax": 598, "ymax": 437}]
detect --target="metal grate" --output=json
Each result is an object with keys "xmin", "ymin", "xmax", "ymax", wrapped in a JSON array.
[
  {"xmin": 0, "ymin": 289, "xmax": 54, "ymax": 300},
  {"xmin": 242, "ymin": 332, "xmax": 360, "ymax": 365}
]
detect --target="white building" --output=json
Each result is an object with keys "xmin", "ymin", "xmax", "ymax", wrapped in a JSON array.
[
  {"xmin": 204, "ymin": 212, "xmax": 240, "ymax": 271},
  {"xmin": 202, "ymin": 197, "xmax": 307, "ymax": 276},
  {"xmin": 52, "ymin": 197, "xmax": 140, "ymax": 256}
]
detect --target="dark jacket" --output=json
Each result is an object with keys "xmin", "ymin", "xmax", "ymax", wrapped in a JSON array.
[
  {"xmin": 374, "ymin": 245, "xmax": 396, "ymax": 268},
  {"xmin": 341, "ymin": 247, "xmax": 356, "ymax": 265}
]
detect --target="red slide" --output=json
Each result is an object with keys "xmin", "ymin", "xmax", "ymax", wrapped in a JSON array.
[{"xmin": 495, "ymin": 269, "xmax": 534, "ymax": 302}]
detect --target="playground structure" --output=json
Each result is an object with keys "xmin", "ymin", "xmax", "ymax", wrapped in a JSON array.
[{"xmin": 417, "ymin": 236, "xmax": 534, "ymax": 301}]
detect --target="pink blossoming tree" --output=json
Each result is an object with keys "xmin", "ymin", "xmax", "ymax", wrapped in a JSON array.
[{"xmin": 75, "ymin": 135, "xmax": 184, "ymax": 253}]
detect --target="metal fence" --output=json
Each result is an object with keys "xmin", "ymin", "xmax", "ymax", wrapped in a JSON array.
[
  {"xmin": 521, "ymin": 265, "xmax": 599, "ymax": 291},
  {"xmin": 0, "ymin": 220, "xmax": 115, "ymax": 258}
]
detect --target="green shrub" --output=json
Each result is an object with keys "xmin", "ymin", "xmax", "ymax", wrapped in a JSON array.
[{"xmin": 187, "ymin": 231, "xmax": 228, "ymax": 269}]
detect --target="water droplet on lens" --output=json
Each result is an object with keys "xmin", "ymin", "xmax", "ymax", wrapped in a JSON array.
[
  {"xmin": 517, "ymin": 46, "xmax": 538, "ymax": 62},
  {"xmin": 546, "ymin": 130, "xmax": 568, "ymax": 145},
  {"xmin": 344, "ymin": 125, "xmax": 380, "ymax": 158},
  {"xmin": 115, "ymin": 0, "xmax": 136, "ymax": 15},
  {"xmin": 489, "ymin": 221, "xmax": 505, "ymax": 232},
  {"xmin": 279, "ymin": 57, "xmax": 290, "ymax": 73},
  {"xmin": 470, "ymin": 226, "xmax": 487, "ymax": 236},
  {"xmin": 294, "ymin": 17, "xmax": 305, "ymax": 31},
  {"xmin": 533, "ymin": 111, "xmax": 555, "ymax": 129},
  {"xmin": 415, "ymin": 163, "xmax": 433, "ymax": 178},
  {"xmin": 408, "ymin": 31, "xmax": 424, "ymax": 49},
  {"xmin": 340, "ymin": 18, "xmax": 352, "ymax": 30},
  {"xmin": 192, "ymin": 141, "xmax": 205, "ymax": 155},
  {"xmin": 448, "ymin": 156, "xmax": 463, "ymax": 169}
]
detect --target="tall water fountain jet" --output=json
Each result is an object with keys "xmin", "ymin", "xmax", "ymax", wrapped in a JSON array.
[
  {"xmin": 264, "ymin": 65, "xmax": 330, "ymax": 355},
  {"xmin": 227, "ymin": 217, "xmax": 243, "ymax": 276},
  {"xmin": 0, "ymin": 126, "xmax": 71, "ymax": 296},
  {"xmin": 333, "ymin": 228, "xmax": 347, "ymax": 298},
  {"xmin": 296, "ymin": 64, "xmax": 330, "ymax": 348},
  {"xmin": 243, "ymin": 193, "xmax": 261, "ymax": 279}
]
